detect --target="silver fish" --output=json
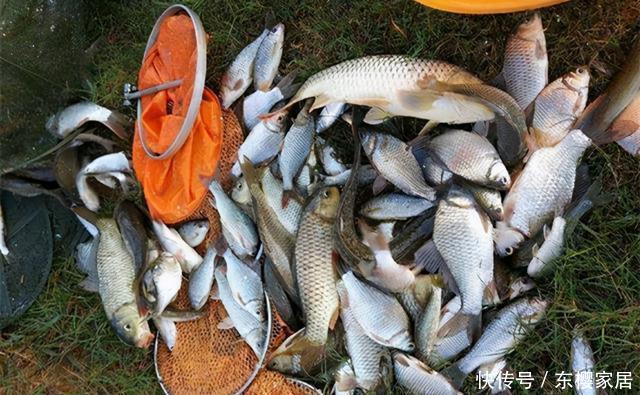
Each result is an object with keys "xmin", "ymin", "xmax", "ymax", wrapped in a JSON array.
[
  {"xmin": 188, "ymin": 246, "xmax": 216, "ymax": 310},
  {"xmin": 46, "ymin": 101, "xmax": 129, "ymax": 140},
  {"xmin": 317, "ymin": 137, "xmax": 348, "ymax": 176},
  {"xmin": 253, "ymin": 23, "xmax": 284, "ymax": 91},
  {"xmin": 420, "ymin": 155, "xmax": 453, "ymax": 186},
  {"xmin": 341, "ymin": 271, "xmax": 413, "ymax": 351},
  {"xmin": 529, "ymin": 68, "xmax": 590, "ymax": 151},
  {"xmin": 76, "ymin": 152, "xmax": 132, "ymax": 211},
  {"xmin": 418, "ymin": 130, "xmax": 510, "ymax": 189},
  {"xmin": 177, "ymin": 220, "xmax": 209, "ymax": 248},
  {"xmin": 222, "ymin": 247, "xmax": 264, "ymax": 322},
  {"xmin": 142, "ymin": 252, "xmax": 182, "ymax": 315},
  {"xmin": 95, "ymin": 218, "xmax": 153, "ymax": 348},
  {"xmin": 495, "ymin": 130, "xmax": 591, "ymax": 256},
  {"xmin": 527, "ymin": 216, "xmax": 566, "ymax": 278},
  {"xmin": 279, "ymin": 102, "xmax": 315, "ymax": 197},
  {"xmin": 233, "ymin": 111, "xmax": 288, "ymax": 177},
  {"xmin": 215, "ymin": 266, "xmax": 265, "ymax": 357},
  {"xmin": 316, "ymin": 102, "xmax": 347, "ymax": 134},
  {"xmin": 572, "ymin": 333, "xmax": 596, "ymax": 395},
  {"xmin": 294, "ymin": 146, "xmax": 317, "ymax": 196},
  {"xmin": 220, "ymin": 29, "xmax": 268, "ymax": 109},
  {"xmin": 415, "ymin": 285, "xmax": 442, "ymax": 364},
  {"xmin": 151, "ymin": 221, "xmax": 203, "ymax": 273},
  {"xmin": 394, "ymin": 353, "xmax": 461, "ymax": 395},
  {"xmin": 501, "ymin": 13, "xmax": 548, "ymax": 110},
  {"xmin": 337, "ymin": 282, "xmax": 388, "ymax": 391},
  {"xmin": 360, "ymin": 193, "xmax": 433, "ymax": 221},
  {"xmin": 316, "ymin": 165, "xmax": 378, "ymax": 189},
  {"xmin": 209, "ymin": 180, "xmax": 258, "ymax": 258},
  {"xmin": 361, "ymin": 131, "xmax": 436, "ymax": 200},
  {"xmin": 466, "ymin": 183, "xmax": 504, "ymax": 221},
  {"xmin": 243, "ymin": 72, "xmax": 297, "ymax": 130},
  {"xmin": 153, "ymin": 310, "xmax": 204, "ymax": 352}
]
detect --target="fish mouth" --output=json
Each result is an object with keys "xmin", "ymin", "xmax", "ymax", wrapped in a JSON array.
[{"xmin": 136, "ymin": 332, "xmax": 155, "ymax": 348}]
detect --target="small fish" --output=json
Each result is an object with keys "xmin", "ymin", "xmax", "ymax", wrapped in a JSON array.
[
  {"xmin": 215, "ymin": 266, "xmax": 266, "ymax": 357},
  {"xmin": 341, "ymin": 271, "xmax": 413, "ymax": 351},
  {"xmin": 316, "ymin": 102, "xmax": 347, "ymax": 134},
  {"xmin": 361, "ymin": 130, "xmax": 436, "ymax": 200},
  {"xmin": 188, "ymin": 247, "xmax": 216, "ymax": 310},
  {"xmin": 294, "ymin": 147, "xmax": 318, "ymax": 197},
  {"xmin": 527, "ymin": 216, "xmax": 566, "ymax": 278},
  {"xmin": 220, "ymin": 29, "xmax": 269, "ymax": 108},
  {"xmin": 316, "ymin": 165, "xmax": 377, "ymax": 188},
  {"xmin": 231, "ymin": 175, "xmax": 252, "ymax": 208},
  {"xmin": 46, "ymin": 101, "xmax": 129, "ymax": 140},
  {"xmin": 0, "ymin": 200, "xmax": 8, "ymax": 256},
  {"xmin": 114, "ymin": 200, "xmax": 148, "ymax": 281},
  {"xmin": 243, "ymin": 72, "xmax": 298, "ymax": 130},
  {"xmin": 279, "ymin": 102, "xmax": 315, "ymax": 201},
  {"xmin": 495, "ymin": 130, "xmax": 591, "ymax": 256},
  {"xmin": 142, "ymin": 252, "xmax": 182, "ymax": 315},
  {"xmin": 393, "ymin": 353, "xmax": 461, "ymax": 395},
  {"xmin": 465, "ymin": 183, "xmax": 504, "ymax": 221},
  {"xmin": 76, "ymin": 152, "xmax": 133, "ymax": 211},
  {"xmin": 220, "ymin": 246, "xmax": 264, "ymax": 321},
  {"xmin": 501, "ymin": 13, "xmax": 548, "ymax": 110},
  {"xmin": 415, "ymin": 130, "xmax": 510, "ymax": 189},
  {"xmin": 260, "ymin": 168, "xmax": 304, "ymax": 234},
  {"xmin": 177, "ymin": 220, "xmax": 209, "ymax": 248},
  {"xmin": 269, "ymin": 187, "xmax": 341, "ymax": 374},
  {"xmin": 572, "ymin": 332, "xmax": 596, "ymax": 395},
  {"xmin": 233, "ymin": 111, "xmax": 288, "ymax": 177},
  {"xmin": 444, "ymin": 297, "xmax": 548, "ymax": 388},
  {"xmin": 254, "ymin": 23, "xmax": 284, "ymax": 91},
  {"xmin": 209, "ymin": 180, "xmax": 258, "ymax": 258},
  {"xmin": 151, "ymin": 221, "xmax": 203, "ymax": 273},
  {"xmin": 317, "ymin": 137, "xmax": 348, "ymax": 176},
  {"xmin": 337, "ymin": 282, "xmax": 388, "ymax": 391},
  {"xmin": 95, "ymin": 218, "xmax": 154, "ymax": 348},
  {"xmin": 360, "ymin": 193, "xmax": 434, "ymax": 221},
  {"xmin": 529, "ymin": 68, "xmax": 590, "ymax": 151},
  {"xmin": 415, "ymin": 284, "xmax": 442, "ymax": 364},
  {"xmin": 398, "ymin": 275, "xmax": 441, "ymax": 324}
]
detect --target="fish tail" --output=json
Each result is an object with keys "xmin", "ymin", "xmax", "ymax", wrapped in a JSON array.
[
  {"xmin": 441, "ymin": 363, "xmax": 467, "ymax": 389},
  {"xmin": 270, "ymin": 329, "xmax": 326, "ymax": 373},
  {"xmin": 281, "ymin": 189, "xmax": 296, "ymax": 208},
  {"xmin": 276, "ymin": 70, "xmax": 301, "ymax": 100}
]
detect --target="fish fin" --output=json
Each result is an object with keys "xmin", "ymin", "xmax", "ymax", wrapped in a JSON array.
[
  {"xmin": 210, "ymin": 283, "xmax": 220, "ymax": 300},
  {"xmin": 531, "ymin": 243, "xmax": 540, "ymax": 256},
  {"xmin": 372, "ymin": 175, "xmax": 388, "ymax": 195},
  {"xmin": 418, "ymin": 120, "xmax": 439, "ymax": 136},
  {"xmin": 329, "ymin": 305, "xmax": 340, "ymax": 330},
  {"xmin": 467, "ymin": 313, "xmax": 482, "ymax": 343},
  {"xmin": 276, "ymin": 70, "xmax": 300, "ymax": 99},
  {"xmin": 213, "ymin": 237, "xmax": 228, "ymax": 256},
  {"xmin": 217, "ymin": 317, "xmax": 235, "ymax": 330},
  {"xmin": 413, "ymin": 240, "xmax": 445, "ymax": 274},
  {"xmin": 281, "ymin": 189, "xmax": 298, "ymax": 208},
  {"xmin": 439, "ymin": 263, "xmax": 460, "ymax": 298},
  {"xmin": 239, "ymin": 157, "xmax": 265, "ymax": 193},
  {"xmin": 572, "ymin": 164, "xmax": 591, "ymax": 203},
  {"xmin": 542, "ymin": 224, "xmax": 551, "ymax": 239},
  {"xmin": 269, "ymin": 330, "xmax": 326, "ymax": 374},
  {"xmin": 309, "ymin": 94, "xmax": 334, "ymax": 112},
  {"xmin": 358, "ymin": 219, "xmax": 387, "ymax": 252},
  {"xmin": 492, "ymin": 72, "xmax": 506, "ymax": 90},
  {"xmin": 483, "ymin": 280, "xmax": 501, "ymax": 306},
  {"xmin": 79, "ymin": 276, "xmax": 99, "ymax": 293},
  {"xmin": 104, "ymin": 111, "xmax": 131, "ymax": 140},
  {"xmin": 437, "ymin": 311, "xmax": 470, "ymax": 339},
  {"xmin": 161, "ymin": 308, "xmax": 205, "ymax": 322},
  {"xmin": 441, "ymin": 363, "xmax": 467, "ymax": 389},
  {"xmin": 364, "ymin": 107, "xmax": 392, "ymax": 124},
  {"xmin": 396, "ymin": 89, "xmax": 495, "ymax": 123}
]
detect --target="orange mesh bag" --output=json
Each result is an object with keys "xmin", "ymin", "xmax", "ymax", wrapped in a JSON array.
[{"xmin": 132, "ymin": 5, "xmax": 223, "ymax": 224}]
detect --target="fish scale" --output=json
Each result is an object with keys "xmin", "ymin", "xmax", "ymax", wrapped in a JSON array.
[{"xmin": 280, "ymin": 104, "xmax": 315, "ymax": 193}]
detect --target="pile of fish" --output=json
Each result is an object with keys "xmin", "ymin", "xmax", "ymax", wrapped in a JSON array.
[{"xmin": 2, "ymin": 11, "xmax": 637, "ymax": 395}]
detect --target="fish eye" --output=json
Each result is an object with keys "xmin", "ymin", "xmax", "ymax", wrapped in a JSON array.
[
  {"xmin": 577, "ymin": 67, "xmax": 585, "ymax": 74},
  {"xmin": 500, "ymin": 176, "xmax": 508, "ymax": 185},
  {"xmin": 505, "ymin": 247, "xmax": 514, "ymax": 255},
  {"xmin": 321, "ymin": 190, "xmax": 329, "ymax": 198},
  {"xmin": 124, "ymin": 324, "xmax": 131, "ymax": 331}
]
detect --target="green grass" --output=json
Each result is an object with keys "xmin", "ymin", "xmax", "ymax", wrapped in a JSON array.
[{"xmin": 2, "ymin": 0, "xmax": 639, "ymax": 393}]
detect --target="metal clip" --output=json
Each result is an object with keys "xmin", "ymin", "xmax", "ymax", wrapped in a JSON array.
[{"xmin": 122, "ymin": 79, "xmax": 183, "ymax": 107}]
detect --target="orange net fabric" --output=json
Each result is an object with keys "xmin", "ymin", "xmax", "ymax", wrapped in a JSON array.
[{"xmin": 133, "ymin": 12, "xmax": 223, "ymax": 224}]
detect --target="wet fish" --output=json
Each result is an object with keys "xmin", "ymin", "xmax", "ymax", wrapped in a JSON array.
[
  {"xmin": 151, "ymin": 221, "xmax": 203, "ymax": 273},
  {"xmin": 415, "ymin": 285, "xmax": 442, "ymax": 364},
  {"xmin": 495, "ymin": 130, "xmax": 591, "ymax": 256},
  {"xmin": 240, "ymin": 160, "xmax": 297, "ymax": 297},
  {"xmin": 259, "ymin": 169, "xmax": 304, "ymax": 234},
  {"xmin": 254, "ymin": 24, "xmax": 284, "ymax": 91},
  {"xmin": 337, "ymin": 281, "xmax": 388, "ymax": 391},
  {"xmin": 361, "ymin": 131, "xmax": 436, "ymax": 200},
  {"xmin": 188, "ymin": 246, "xmax": 215, "ymax": 310},
  {"xmin": 529, "ymin": 68, "xmax": 590, "ymax": 151},
  {"xmin": 231, "ymin": 175, "xmax": 252, "ymax": 208},
  {"xmin": 445, "ymin": 297, "xmax": 548, "ymax": 387},
  {"xmin": 277, "ymin": 55, "xmax": 526, "ymax": 135},
  {"xmin": 142, "ymin": 252, "xmax": 182, "ymax": 315},
  {"xmin": 341, "ymin": 271, "xmax": 413, "ymax": 351},
  {"xmin": 269, "ymin": 187, "xmax": 340, "ymax": 374},
  {"xmin": 501, "ymin": 13, "xmax": 548, "ymax": 110},
  {"xmin": 46, "ymin": 101, "xmax": 129, "ymax": 140},
  {"xmin": 420, "ymin": 155, "xmax": 453, "ymax": 186},
  {"xmin": 209, "ymin": 180, "xmax": 258, "ymax": 258},
  {"xmin": 220, "ymin": 29, "xmax": 268, "ymax": 108},
  {"xmin": 572, "ymin": 333, "xmax": 596, "ymax": 395},
  {"xmin": 221, "ymin": 246, "xmax": 264, "ymax": 321},
  {"xmin": 279, "ymin": 102, "xmax": 315, "ymax": 200},
  {"xmin": 394, "ymin": 353, "xmax": 461, "ymax": 395},
  {"xmin": 215, "ymin": 267, "xmax": 266, "ymax": 357},
  {"xmin": 527, "ymin": 216, "xmax": 566, "ymax": 278},
  {"xmin": 76, "ymin": 152, "xmax": 132, "ymax": 211},
  {"xmin": 432, "ymin": 186, "xmax": 495, "ymax": 325},
  {"xmin": 317, "ymin": 137, "xmax": 348, "ymax": 176},
  {"xmin": 153, "ymin": 309, "xmax": 204, "ymax": 352},
  {"xmin": 114, "ymin": 200, "xmax": 148, "ymax": 277},
  {"xmin": 465, "ymin": 183, "xmax": 504, "ymax": 221},
  {"xmin": 398, "ymin": 275, "xmax": 441, "ymax": 323},
  {"xmin": 415, "ymin": 130, "xmax": 510, "ymax": 189},
  {"xmin": 295, "ymin": 148, "xmax": 318, "ymax": 197},
  {"xmin": 243, "ymin": 72, "xmax": 298, "ymax": 130},
  {"xmin": 95, "ymin": 218, "xmax": 153, "ymax": 348},
  {"xmin": 233, "ymin": 111, "xmax": 288, "ymax": 178},
  {"xmin": 0, "ymin": 201, "xmax": 8, "ymax": 256},
  {"xmin": 316, "ymin": 102, "xmax": 347, "ymax": 134},
  {"xmin": 360, "ymin": 193, "xmax": 433, "ymax": 221},
  {"xmin": 177, "ymin": 220, "xmax": 209, "ymax": 248},
  {"xmin": 316, "ymin": 165, "xmax": 377, "ymax": 188}
]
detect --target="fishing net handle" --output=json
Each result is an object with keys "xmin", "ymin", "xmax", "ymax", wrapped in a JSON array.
[{"xmin": 137, "ymin": 4, "xmax": 207, "ymax": 161}]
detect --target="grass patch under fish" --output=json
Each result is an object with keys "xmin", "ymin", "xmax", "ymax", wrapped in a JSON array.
[{"xmin": 1, "ymin": 0, "xmax": 638, "ymax": 393}]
